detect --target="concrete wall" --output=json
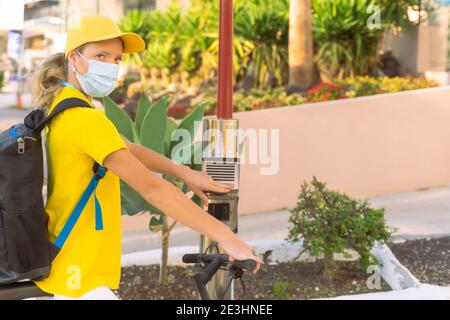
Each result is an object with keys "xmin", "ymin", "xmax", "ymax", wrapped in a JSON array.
[
  {"xmin": 229, "ymin": 86, "xmax": 450, "ymax": 215},
  {"xmin": 386, "ymin": 27, "xmax": 419, "ymax": 75},
  {"xmin": 417, "ymin": 5, "xmax": 450, "ymax": 73},
  {"xmin": 387, "ymin": 6, "xmax": 450, "ymax": 83}
]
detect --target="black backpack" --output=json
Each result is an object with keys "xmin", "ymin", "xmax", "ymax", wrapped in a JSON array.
[{"xmin": 0, "ymin": 98, "xmax": 108, "ymax": 284}]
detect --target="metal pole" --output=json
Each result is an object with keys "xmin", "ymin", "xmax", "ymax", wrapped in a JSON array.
[
  {"xmin": 200, "ymin": 0, "xmax": 239, "ymax": 300},
  {"xmin": 217, "ymin": 0, "xmax": 234, "ymax": 120}
]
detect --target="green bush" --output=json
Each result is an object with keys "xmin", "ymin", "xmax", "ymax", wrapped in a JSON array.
[
  {"xmin": 338, "ymin": 76, "xmax": 438, "ymax": 97},
  {"xmin": 312, "ymin": 0, "xmax": 419, "ymax": 80},
  {"xmin": 120, "ymin": 0, "xmax": 288, "ymax": 90},
  {"xmin": 287, "ymin": 177, "xmax": 391, "ymax": 283},
  {"xmin": 195, "ymin": 87, "xmax": 305, "ymax": 114},
  {"xmin": 120, "ymin": 0, "xmax": 420, "ymax": 89},
  {"xmin": 192, "ymin": 76, "xmax": 436, "ymax": 114}
]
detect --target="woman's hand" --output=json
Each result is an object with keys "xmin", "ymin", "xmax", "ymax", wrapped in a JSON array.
[
  {"xmin": 218, "ymin": 233, "xmax": 263, "ymax": 274},
  {"xmin": 179, "ymin": 165, "xmax": 234, "ymax": 205},
  {"xmin": 103, "ymin": 150, "xmax": 262, "ymax": 274}
]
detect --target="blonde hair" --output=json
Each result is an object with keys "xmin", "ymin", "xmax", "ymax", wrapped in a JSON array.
[{"xmin": 32, "ymin": 53, "xmax": 68, "ymax": 114}]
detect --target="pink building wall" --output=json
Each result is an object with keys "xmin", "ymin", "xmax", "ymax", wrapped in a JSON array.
[{"xmin": 232, "ymin": 86, "xmax": 450, "ymax": 215}]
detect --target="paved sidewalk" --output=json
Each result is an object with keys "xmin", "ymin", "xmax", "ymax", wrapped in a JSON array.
[
  {"xmin": 0, "ymin": 108, "xmax": 29, "ymax": 129},
  {"xmin": 122, "ymin": 185, "xmax": 450, "ymax": 254},
  {"xmin": 0, "ymin": 92, "xmax": 32, "ymax": 107}
]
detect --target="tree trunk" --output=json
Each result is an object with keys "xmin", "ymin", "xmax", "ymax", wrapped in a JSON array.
[
  {"xmin": 323, "ymin": 252, "xmax": 335, "ymax": 284},
  {"xmin": 159, "ymin": 217, "xmax": 170, "ymax": 285},
  {"xmin": 159, "ymin": 217, "xmax": 177, "ymax": 285},
  {"xmin": 288, "ymin": 0, "xmax": 315, "ymax": 90}
]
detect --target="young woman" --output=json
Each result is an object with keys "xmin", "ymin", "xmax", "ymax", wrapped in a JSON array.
[{"xmin": 32, "ymin": 16, "xmax": 261, "ymax": 300}]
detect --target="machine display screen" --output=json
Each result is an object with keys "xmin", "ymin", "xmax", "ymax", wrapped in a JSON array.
[{"xmin": 208, "ymin": 203, "xmax": 230, "ymax": 221}]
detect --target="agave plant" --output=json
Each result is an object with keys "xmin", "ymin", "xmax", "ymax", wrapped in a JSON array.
[{"xmin": 103, "ymin": 95, "xmax": 205, "ymax": 284}]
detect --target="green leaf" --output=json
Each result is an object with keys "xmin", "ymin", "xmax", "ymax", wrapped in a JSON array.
[
  {"xmin": 171, "ymin": 137, "xmax": 203, "ymax": 166},
  {"xmin": 121, "ymin": 180, "xmax": 166, "ymax": 218},
  {"xmin": 149, "ymin": 215, "xmax": 164, "ymax": 232},
  {"xmin": 121, "ymin": 195, "xmax": 145, "ymax": 216},
  {"xmin": 191, "ymin": 194, "xmax": 205, "ymax": 208},
  {"xmin": 238, "ymin": 140, "xmax": 245, "ymax": 157},
  {"xmin": 103, "ymin": 97, "xmax": 138, "ymax": 143},
  {"xmin": 135, "ymin": 94, "xmax": 152, "ymax": 135},
  {"xmin": 189, "ymin": 141, "xmax": 203, "ymax": 171},
  {"xmin": 140, "ymin": 96, "xmax": 169, "ymax": 154},
  {"xmin": 169, "ymin": 103, "xmax": 206, "ymax": 153},
  {"xmin": 181, "ymin": 182, "xmax": 190, "ymax": 194},
  {"xmin": 120, "ymin": 181, "xmax": 151, "ymax": 215},
  {"xmin": 164, "ymin": 117, "xmax": 178, "ymax": 156},
  {"xmin": 145, "ymin": 193, "xmax": 165, "ymax": 216}
]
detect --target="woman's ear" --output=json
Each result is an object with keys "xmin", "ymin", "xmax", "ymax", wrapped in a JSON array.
[{"xmin": 67, "ymin": 52, "xmax": 77, "ymax": 70}]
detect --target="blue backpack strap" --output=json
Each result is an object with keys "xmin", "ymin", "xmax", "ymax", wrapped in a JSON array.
[
  {"xmin": 92, "ymin": 163, "xmax": 106, "ymax": 231},
  {"xmin": 53, "ymin": 163, "xmax": 107, "ymax": 249}
]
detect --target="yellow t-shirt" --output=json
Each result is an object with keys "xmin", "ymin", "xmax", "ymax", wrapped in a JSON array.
[{"xmin": 33, "ymin": 86, "xmax": 128, "ymax": 297}]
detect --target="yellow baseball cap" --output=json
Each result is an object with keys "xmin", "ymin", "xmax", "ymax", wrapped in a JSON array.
[{"xmin": 64, "ymin": 15, "xmax": 145, "ymax": 58}]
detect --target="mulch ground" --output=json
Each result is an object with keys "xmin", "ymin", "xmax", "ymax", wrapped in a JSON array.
[
  {"xmin": 389, "ymin": 237, "xmax": 449, "ymax": 287},
  {"xmin": 115, "ymin": 237, "xmax": 450, "ymax": 300}
]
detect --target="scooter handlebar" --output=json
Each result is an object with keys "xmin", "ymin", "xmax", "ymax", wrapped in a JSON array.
[{"xmin": 182, "ymin": 253, "xmax": 257, "ymax": 272}]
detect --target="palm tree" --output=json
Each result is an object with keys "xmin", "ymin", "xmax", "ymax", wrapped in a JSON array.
[{"xmin": 288, "ymin": 0, "xmax": 314, "ymax": 90}]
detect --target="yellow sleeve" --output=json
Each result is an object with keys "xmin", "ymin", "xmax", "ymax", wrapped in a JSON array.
[{"xmin": 71, "ymin": 108, "xmax": 129, "ymax": 166}]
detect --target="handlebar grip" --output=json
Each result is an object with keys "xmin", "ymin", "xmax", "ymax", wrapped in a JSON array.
[
  {"xmin": 182, "ymin": 254, "xmax": 227, "ymax": 264},
  {"xmin": 183, "ymin": 253, "xmax": 257, "ymax": 271},
  {"xmin": 232, "ymin": 259, "xmax": 257, "ymax": 271},
  {"xmin": 182, "ymin": 254, "xmax": 202, "ymax": 264}
]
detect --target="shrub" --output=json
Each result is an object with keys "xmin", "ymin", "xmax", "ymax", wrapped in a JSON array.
[
  {"xmin": 233, "ymin": 88, "xmax": 305, "ymax": 112},
  {"xmin": 287, "ymin": 177, "xmax": 392, "ymax": 283},
  {"xmin": 120, "ymin": 0, "xmax": 421, "ymax": 90},
  {"xmin": 195, "ymin": 87, "xmax": 305, "ymax": 114},
  {"xmin": 306, "ymin": 82, "xmax": 348, "ymax": 102},
  {"xmin": 120, "ymin": 0, "xmax": 289, "ymax": 90},
  {"xmin": 338, "ymin": 76, "xmax": 438, "ymax": 97}
]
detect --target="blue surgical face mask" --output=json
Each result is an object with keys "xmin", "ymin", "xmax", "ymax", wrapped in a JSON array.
[{"xmin": 72, "ymin": 51, "xmax": 120, "ymax": 98}]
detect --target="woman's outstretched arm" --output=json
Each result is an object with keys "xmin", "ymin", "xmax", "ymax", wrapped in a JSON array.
[
  {"xmin": 103, "ymin": 148, "xmax": 262, "ymax": 273},
  {"xmin": 122, "ymin": 138, "xmax": 189, "ymax": 180},
  {"xmin": 122, "ymin": 138, "xmax": 234, "ymax": 206}
]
